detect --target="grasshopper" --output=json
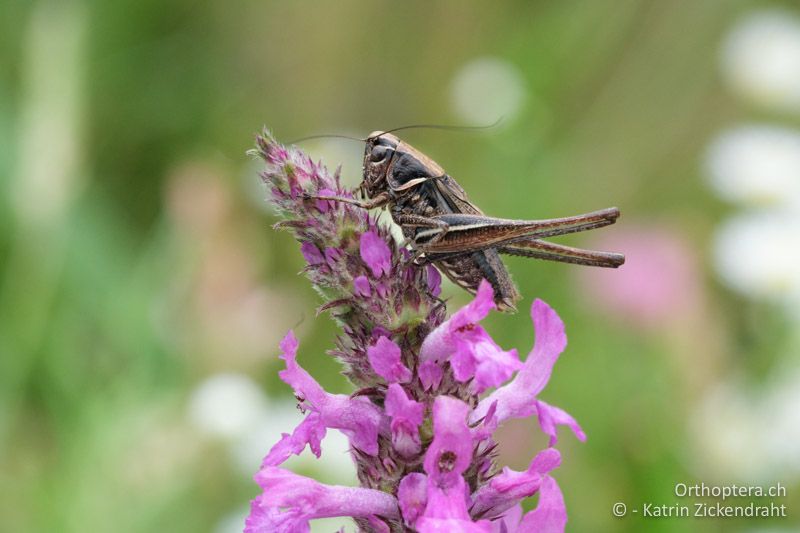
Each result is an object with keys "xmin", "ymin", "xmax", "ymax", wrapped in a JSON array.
[{"xmin": 310, "ymin": 130, "xmax": 625, "ymax": 310}]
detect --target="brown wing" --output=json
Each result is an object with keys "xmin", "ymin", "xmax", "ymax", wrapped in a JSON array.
[
  {"xmin": 432, "ymin": 174, "xmax": 484, "ymax": 215},
  {"xmin": 425, "ymin": 174, "xmax": 520, "ymax": 310}
]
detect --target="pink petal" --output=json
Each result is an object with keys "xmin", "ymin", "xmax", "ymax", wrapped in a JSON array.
[
  {"xmin": 420, "ymin": 280, "xmax": 495, "ymax": 363},
  {"xmin": 417, "ymin": 476, "xmax": 492, "ymax": 533},
  {"xmin": 471, "ymin": 340, "xmax": 521, "ymax": 394},
  {"xmin": 360, "ymin": 230, "xmax": 392, "ymax": 278},
  {"xmin": 470, "ymin": 448, "xmax": 561, "ymax": 519},
  {"xmin": 426, "ymin": 265, "xmax": 442, "ymax": 296},
  {"xmin": 277, "ymin": 331, "xmax": 381, "ymax": 457},
  {"xmin": 535, "ymin": 399, "xmax": 586, "ymax": 446},
  {"xmin": 398, "ymin": 472, "xmax": 428, "ymax": 527},
  {"xmin": 315, "ymin": 187, "xmax": 336, "ymax": 213},
  {"xmin": 246, "ymin": 467, "xmax": 399, "ymax": 533},
  {"xmin": 261, "ymin": 412, "xmax": 326, "ymax": 467},
  {"xmin": 517, "ymin": 476, "xmax": 567, "ymax": 533},
  {"xmin": 353, "ymin": 275, "xmax": 371, "ymax": 297},
  {"xmin": 300, "ymin": 242, "xmax": 325, "ymax": 265},
  {"xmin": 524, "ymin": 299, "xmax": 568, "ymax": 393},
  {"xmin": 471, "ymin": 299, "xmax": 568, "ymax": 425},
  {"xmin": 491, "ymin": 504, "xmax": 522, "ymax": 533},
  {"xmin": 324, "ymin": 247, "xmax": 342, "ymax": 267},
  {"xmin": 367, "ymin": 336, "xmax": 412, "ymax": 383},
  {"xmin": 385, "ymin": 384, "xmax": 425, "ymax": 457},
  {"xmin": 419, "ymin": 360, "xmax": 444, "ymax": 391},
  {"xmin": 423, "ymin": 396, "xmax": 474, "ymax": 486}
]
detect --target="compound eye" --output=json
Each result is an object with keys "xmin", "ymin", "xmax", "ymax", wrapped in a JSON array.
[{"xmin": 370, "ymin": 145, "xmax": 389, "ymax": 163}]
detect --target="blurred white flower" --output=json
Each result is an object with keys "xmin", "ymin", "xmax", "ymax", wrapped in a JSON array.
[
  {"xmin": 188, "ymin": 373, "xmax": 357, "ymax": 483},
  {"xmin": 691, "ymin": 369, "xmax": 800, "ymax": 483},
  {"xmin": 712, "ymin": 210, "xmax": 800, "ymax": 307},
  {"xmin": 13, "ymin": 2, "xmax": 87, "ymax": 228},
  {"xmin": 188, "ymin": 373, "xmax": 268, "ymax": 440},
  {"xmin": 231, "ymin": 407, "xmax": 357, "ymax": 483},
  {"xmin": 722, "ymin": 9, "xmax": 800, "ymax": 113},
  {"xmin": 450, "ymin": 57, "xmax": 526, "ymax": 124},
  {"xmin": 705, "ymin": 126, "xmax": 800, "ymax": 207},
  {"xmin": 762, "ymin": 371, "xmax": 800, "ymax": 473},
  {"xmin": 691, "ymin": 381, "xmax": 764, "ymax": 482}
]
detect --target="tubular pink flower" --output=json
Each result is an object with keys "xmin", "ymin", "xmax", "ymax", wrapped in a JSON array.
[
  {"xmin": 275, "ymin": 331, "xmax": 381, "ymax": 459},
  {"xmin": 246, "ymin": 467, "xmax": 399, "ymax": 533},
  {"xmin": 471, "ymin": 299, "xmax": 585, "ymax": 445},
  {"xmin": 471, "ymin": 448, "xmax": 561, "ymax": 519},
  {"xmin": 471, "ymin": 340, "xmax": 521, "ymax": 395},
  {"xmin": 360, "ymin": 230, "xmax": 392, "ymax": 278},
  {"xmin": 423, "ymin": 396, "xmax": 473, "ymax": 485},
  {"xmin": 421, "ymin": 281, "xmax": 495, "ymax": 362},
  {"xmin": 367, "ymin": 336, "xmax": 412, "ymax": 383},
  {"xmin": 421, "ymin": 280, "xmax": 521, "ymax": 392},
  {"xmin": 413, "ymin": 396, "xmax": 493, "ymax": 532},
  {"xmin": 416, "ymin": 476, "xmax": 492, "ymax": 533},
  {"xmin": 262, "ymin": 412, "xmax": 326, "ymax": 467},
  {"xmin": 385, "ymin": 383, "xmax": 424, "ymax": 457}
]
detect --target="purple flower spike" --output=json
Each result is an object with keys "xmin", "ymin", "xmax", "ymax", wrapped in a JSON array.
[
  {"xmin": 246, "ymin": 466, "xmax": 399, "ymax": 533},
  {"xmin": 276, "ymin": 331, "xmax": 381, "ymax": 457},
  {"xmin": 250, "ymin": 132, "xmax": 597, "ymax": 532},
  {"xmin": 471, "ymin": 299, "xmax": 584, "ymax": 445},
  {"xmin": 360, "ymin": 230, "xmax": 392, "ymax": 278},
  {"xmin": 367, "ymin": 336, "xmax": 412, "ymax": 383},
  {"xmin": 385, "ymin": 383, "xmax": 424, "ymax": 457}
]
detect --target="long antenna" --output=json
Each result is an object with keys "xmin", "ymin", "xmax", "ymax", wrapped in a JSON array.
[
  {"xmin": 370, "ymin": 117, "xmax": 503, "ymax": 138},
  {"xmin": 288, "ymin": 118, "xmax": 503, "ymax": 145},
  {"xmin": 287, "ymin": 133, "xmax": 365, "ymax": 144}
]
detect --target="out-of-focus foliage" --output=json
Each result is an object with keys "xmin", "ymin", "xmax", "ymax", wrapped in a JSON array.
[{"xmin": 1, "ymin": 1, "xmax": 799, "ymax": 532}]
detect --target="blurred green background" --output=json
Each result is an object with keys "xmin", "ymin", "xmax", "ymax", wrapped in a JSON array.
[{"xmin": 2, "ymin": 1, "xmax": 800, "ymax": 531}]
